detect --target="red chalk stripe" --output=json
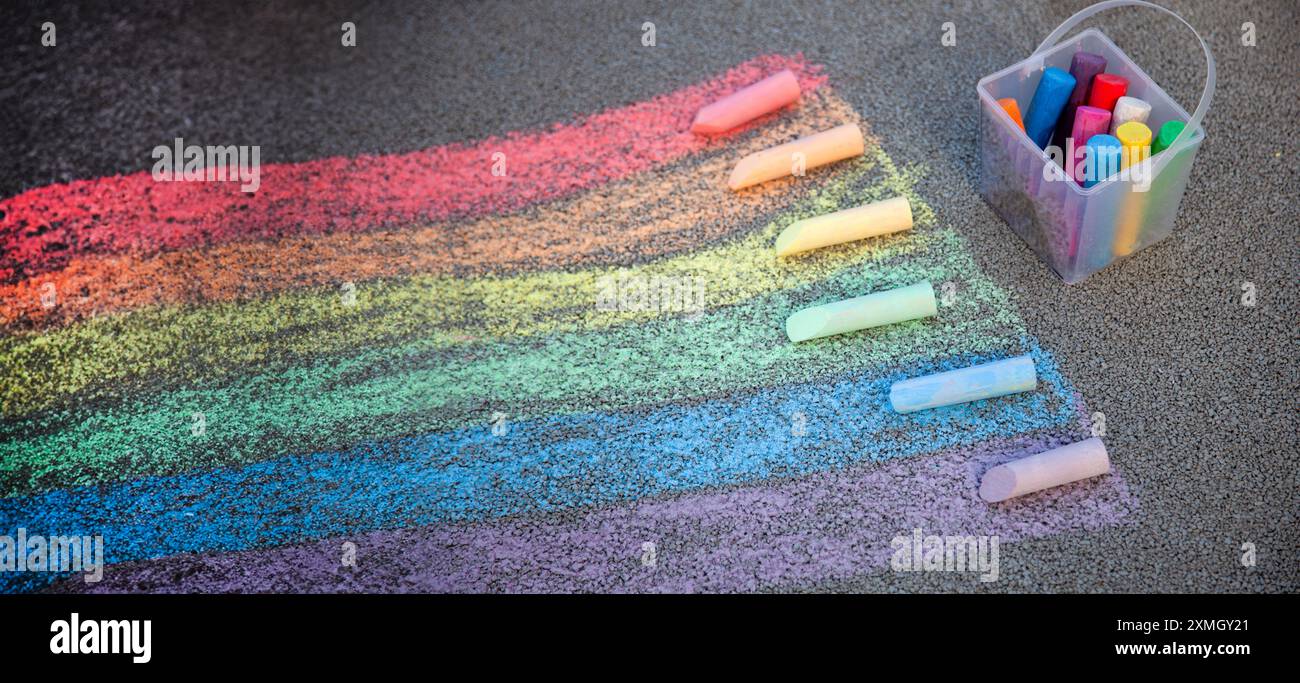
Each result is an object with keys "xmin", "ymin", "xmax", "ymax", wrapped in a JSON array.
[{"xmin": 0, "ymin": 55, "xmax": 824, "ymax": 284}]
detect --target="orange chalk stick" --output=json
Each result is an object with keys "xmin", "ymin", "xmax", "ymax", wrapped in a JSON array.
[
  {"xmin": 727, "ymin": 123, "xmax": 864, "ymax": 190},
  {"xmin": 997, "ymin": 98, "xmax": 1025, "ymax": 132},
  {"xmin": 691, "ymin": 69, "xmax": 802, "ymax": 134}
]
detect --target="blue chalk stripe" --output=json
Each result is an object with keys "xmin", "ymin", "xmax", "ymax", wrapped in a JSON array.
[{"xmin": 0, "ymin": 340, "xmax": 1077, "ymax": 593}]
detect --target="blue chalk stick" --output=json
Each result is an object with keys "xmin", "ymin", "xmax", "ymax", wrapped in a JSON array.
[
  {"xmin": 1024, "ymin": 67, "xmax": 1076, "ymax": 149},
  {"xmin": 1083, "ymin": 133, "xmax": 1122, "ymax": 188},
  {"xmin": 889, "ymin": 355, "xmax": 1037, "ymax": 413},
  {"xmin": 1051, "ymin": 52, "xmax": 1108, "ymax": 150}
]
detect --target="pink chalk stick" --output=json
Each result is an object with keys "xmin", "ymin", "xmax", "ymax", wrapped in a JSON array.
[
  {"xmin": 979, "ymin": 437, "xmax": 1111, "ymax": 503},
  {"xmin": 691, "ymin": 69, "xmax": 802, "ymax": 134},
  {"xmin": 1069, "ymin": 106, "xmax": 1112, "ymax": 183}
]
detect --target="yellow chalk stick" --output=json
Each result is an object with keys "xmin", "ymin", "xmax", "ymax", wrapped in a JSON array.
[
  {"xmin": 727, "ymin": 123, "xmax": 864, "ymax": 190},
  {"xmin": 1116, "ymin": 121, "xmax": 1152, "ymax": 170},
  {"xmin": 774, "ymin": 196, "xmax": 913, "ymax": 257},
  {"xmin": 1113, "ymin": 121, "xmax": 1153, "ymax": 256}
]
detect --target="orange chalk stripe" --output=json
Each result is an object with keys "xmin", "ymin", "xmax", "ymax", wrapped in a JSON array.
[{"xmin": 1, "ymin": 90, "xmax": 866, "ymax": 330}]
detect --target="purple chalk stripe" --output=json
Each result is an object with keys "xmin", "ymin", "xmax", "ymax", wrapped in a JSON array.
[{"xmin": 53, "ymin": 428, "xmax": 1135, "ymax": 593}]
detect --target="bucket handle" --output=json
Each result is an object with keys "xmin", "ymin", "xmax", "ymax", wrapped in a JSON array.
[{"xmin": 1032, "ymin": 0, "xmax": 1214, "ymax": 167}]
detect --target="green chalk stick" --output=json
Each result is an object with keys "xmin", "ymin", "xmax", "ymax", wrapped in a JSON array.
[
  {"xmin": 1152, "ymin": 120, "xmax": 1186, "ymax": 155},
  {"xmin": 785, "ymin": 280, "xmax": 937, "ymax": 343}
]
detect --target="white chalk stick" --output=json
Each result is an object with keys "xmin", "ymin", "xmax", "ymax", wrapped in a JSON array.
[
  {"xmin": 979, "ymin": 437, "xmax": 1111, "ymax": 503},
  {"xmin": 1108, "ymin": 96, "xmax": 1151, "ymax": 136}
]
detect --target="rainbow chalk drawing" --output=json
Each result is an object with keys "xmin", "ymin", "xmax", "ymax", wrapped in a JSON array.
[{"xmin": 0, "ymin": 55, "xmax": 1135, "ymax": 594}]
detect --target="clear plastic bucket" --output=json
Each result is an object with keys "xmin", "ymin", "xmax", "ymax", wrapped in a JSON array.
[{"xmin": 976, "ymin": 0, "xmax": 1215, "ymax": 283}]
